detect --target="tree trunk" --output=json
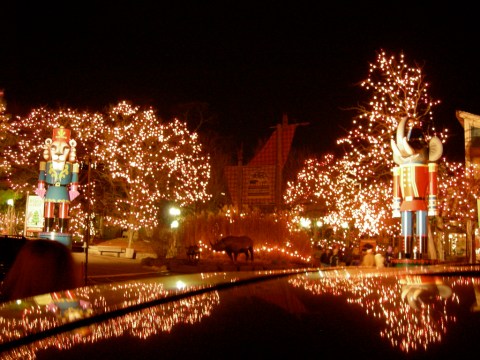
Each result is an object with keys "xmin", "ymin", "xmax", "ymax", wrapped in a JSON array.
[
  {"xmin": 427, "ymin": 221, "xmax": 437, "ymax": 260},
  {"xmin": 430, "ymin": 217, "xmax": 445, "ymax": 261},
  {"xmin": 166, "ymin": 231, "xmax": 177, "ymax": 259},
  {"xmin": 466, "ymin": 219, "xmax": 474, "ymax": 263},
  {"xmin": 127, "ymin": 228, "xmax": 134, "ymax": 249}
]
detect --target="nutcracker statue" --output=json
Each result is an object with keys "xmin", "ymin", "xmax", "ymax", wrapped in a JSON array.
[
  {"xmin": 391, "ymin": 117, "xmax": 443, "ymax": 260},
  {"xmin": 35, "ymin": 126, "xmax": 80, "ymax": 247}
]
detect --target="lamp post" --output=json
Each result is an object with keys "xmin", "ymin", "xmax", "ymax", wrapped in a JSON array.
[
  {"xmin": 315, "ymin": 219, "xmax": 323, "ymax": 245},
  {"xmin": 6, "ymin": 199, "xmax": 15, "ymax": 235},
  {"xmin": 341, "ymin": 222, "xmax": 349, "ymax": 248},
  {"xmin": 166, "ymin": 206, "xmax": 181, "ymax": 258},
  {"xmin": 300, "ymin": 217, "xmax": 312, "ymax": 238}
]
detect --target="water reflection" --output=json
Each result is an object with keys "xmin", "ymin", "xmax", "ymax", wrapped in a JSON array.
[
  {"xmin": 289, "ymin": 268, "xmax": 479, "ymax": 353},
  {"xmin": 0, "ymin": 276, "xmax": 221, "ymax": 359},
  {"xmin": 0, "ymin": 267, "xmax": 478, "ymax": 358}
]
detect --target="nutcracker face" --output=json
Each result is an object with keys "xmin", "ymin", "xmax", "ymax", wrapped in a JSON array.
[
  {"xmin": 406, "ymin": 126, "xmax": 426, "ymax": 151},
  {"xmin": 391, "ymin": 117, "xmax": 443, "ymax": 165},
  {"xmin": 44, "ymin": 127, "xmax": 75, "ymax": 171},
  {"xmin": 50, "ymin": 139, "xmax": 71, "ymax": 171}
]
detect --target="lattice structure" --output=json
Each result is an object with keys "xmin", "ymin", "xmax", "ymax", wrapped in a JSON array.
[{"xmin": 225, "ymin": 115, "xmax": 301, "ymax": 208}]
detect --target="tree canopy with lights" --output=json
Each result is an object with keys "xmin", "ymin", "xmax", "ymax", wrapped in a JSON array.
[
  {"xmin": 284, "ymin": 50, "xmax": 454, "ymax": 244},
  {"xmin": 96, "ymin": 102, "xmax": 211, "ymax": 244}
]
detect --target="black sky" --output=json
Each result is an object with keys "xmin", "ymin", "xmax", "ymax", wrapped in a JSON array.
[{"xmin": 2, "ymin": 2, "xmax": 479, "ymax": 162}]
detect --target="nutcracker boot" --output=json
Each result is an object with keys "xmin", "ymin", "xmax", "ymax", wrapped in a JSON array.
[
  {"xmin": 59, "ymin": 218, "xmax": 69, "ymax": 234},
  {"xmin": 44, "ymin": 217, "xmax": 55, "ymax": 232}
]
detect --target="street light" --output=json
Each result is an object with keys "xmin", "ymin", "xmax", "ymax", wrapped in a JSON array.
[
  {"xmin": 314, "ymin": 219, "xmax": 324, "ymax": 247},
  {"xmin": 171, "ymin": 219, "xmax": 179, "ymax": 229},
  {"xmin": 169, "ymin": 206, "xmax": 181, "ymax": 229},
  {"xmin": 169, "ymin": 206, "xmax": 181, "ymax": 217},
  {"xmin": 300, "ymin": 217, "xmax": 311, "ymax": 229}
]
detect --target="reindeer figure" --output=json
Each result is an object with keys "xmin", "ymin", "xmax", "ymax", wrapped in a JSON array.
[{"xmin": 210, "ymin": 236, "xmax": 254, "ymax": 262}]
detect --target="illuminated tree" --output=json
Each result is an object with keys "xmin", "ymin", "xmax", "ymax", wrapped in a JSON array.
[
  {"xmin": 284, "ymin": 154, "xmax": 359, "ymax": 244},
  {"xmin": 172, "ymin": 101, "xmax": 229, "ymax": 209},
  {"xmin": 2, "ymin": 107, "xmax": 103, "ymax": 192},
  {"xmin": 284, "ymin": 154, "xmax": 339, "ymax": 210},
  {"xmin": 341, "ymin": 50, "xmax": 443, "ymax": 180},
  {"xmin": 433, "ymin": 161, "xmax": 480, "ymax": 259},
  {"xmin": 1, "ymin": 102, "xmax": 211, "ymax": 248},
  {"xmin": 0, "ymin": 90, "xmax": 12, "ymax": 178},
  {"xmin": 284, "ymin": 50, "xmax": 449, "ymax": 245},
  {"xmin": 91, "ymin": 102, "xmax": 211, "ymax": 248},
  {"xmin": 2, "ymin": 106, "xmax": 108, "ymax": 236},
  {"xmin": 0, "ymin": 91, "xmax": 7, "ymax": 136},
  {"xmin": 336, "ymin": 50, "xmax": 450, "ymax": 242},
  {"xmin": 438, "ymin": 162, "xmax": 480, "ymax": 221}
]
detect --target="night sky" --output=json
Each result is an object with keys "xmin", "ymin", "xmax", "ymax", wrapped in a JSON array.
[{"xmin": 2, "ymin": 2, "xmax": 478, "ymax": 162}]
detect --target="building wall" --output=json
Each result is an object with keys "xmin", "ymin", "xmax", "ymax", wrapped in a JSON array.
[
  {"xmin": 456, "ymin": 110, "xmax": 480, "ymax": 174},
  {"xmin": 456, "ymin": 110, "xmax": 480, "ymax": 262}
]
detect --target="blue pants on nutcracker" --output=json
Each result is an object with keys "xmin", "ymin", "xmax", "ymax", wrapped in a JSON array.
[{"xmin": 401, "ymin": 210, "xmax": 428, "ymax": 259}]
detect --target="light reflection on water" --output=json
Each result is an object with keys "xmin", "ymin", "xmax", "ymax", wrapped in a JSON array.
[
  {"xmin": 289, "ymin": 267, "xmax": 480, "ymax": 353},
  {"xmin": 0, "ymin": 273, "xmax": 225, "ymax": 359},
  {"xmin": 0, "ymin": 267, "xmax": 478, "ymax": 358}
]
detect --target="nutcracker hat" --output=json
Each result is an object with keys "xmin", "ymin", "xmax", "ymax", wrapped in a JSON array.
[{"xmin": 52, "ymin": 126, "xmax": 71, "ymax": 142}]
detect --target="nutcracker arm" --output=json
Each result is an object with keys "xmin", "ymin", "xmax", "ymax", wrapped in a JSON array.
[
  {"xmin": 35, "ymin": 161, "xmax": 47, "ymax": 198},
  {"xmin": 428, "ymin": 163, "xmax": 439, "ymax": 216}
]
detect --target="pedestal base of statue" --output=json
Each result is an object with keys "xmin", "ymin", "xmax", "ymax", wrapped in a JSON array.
[
  {"xmin": 39, "ymin": 231, "xmax": 72, "ymax": 249},
  {"xmin": 125, "ymin": 247, "xmax": 136, "ymax": 259}
]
